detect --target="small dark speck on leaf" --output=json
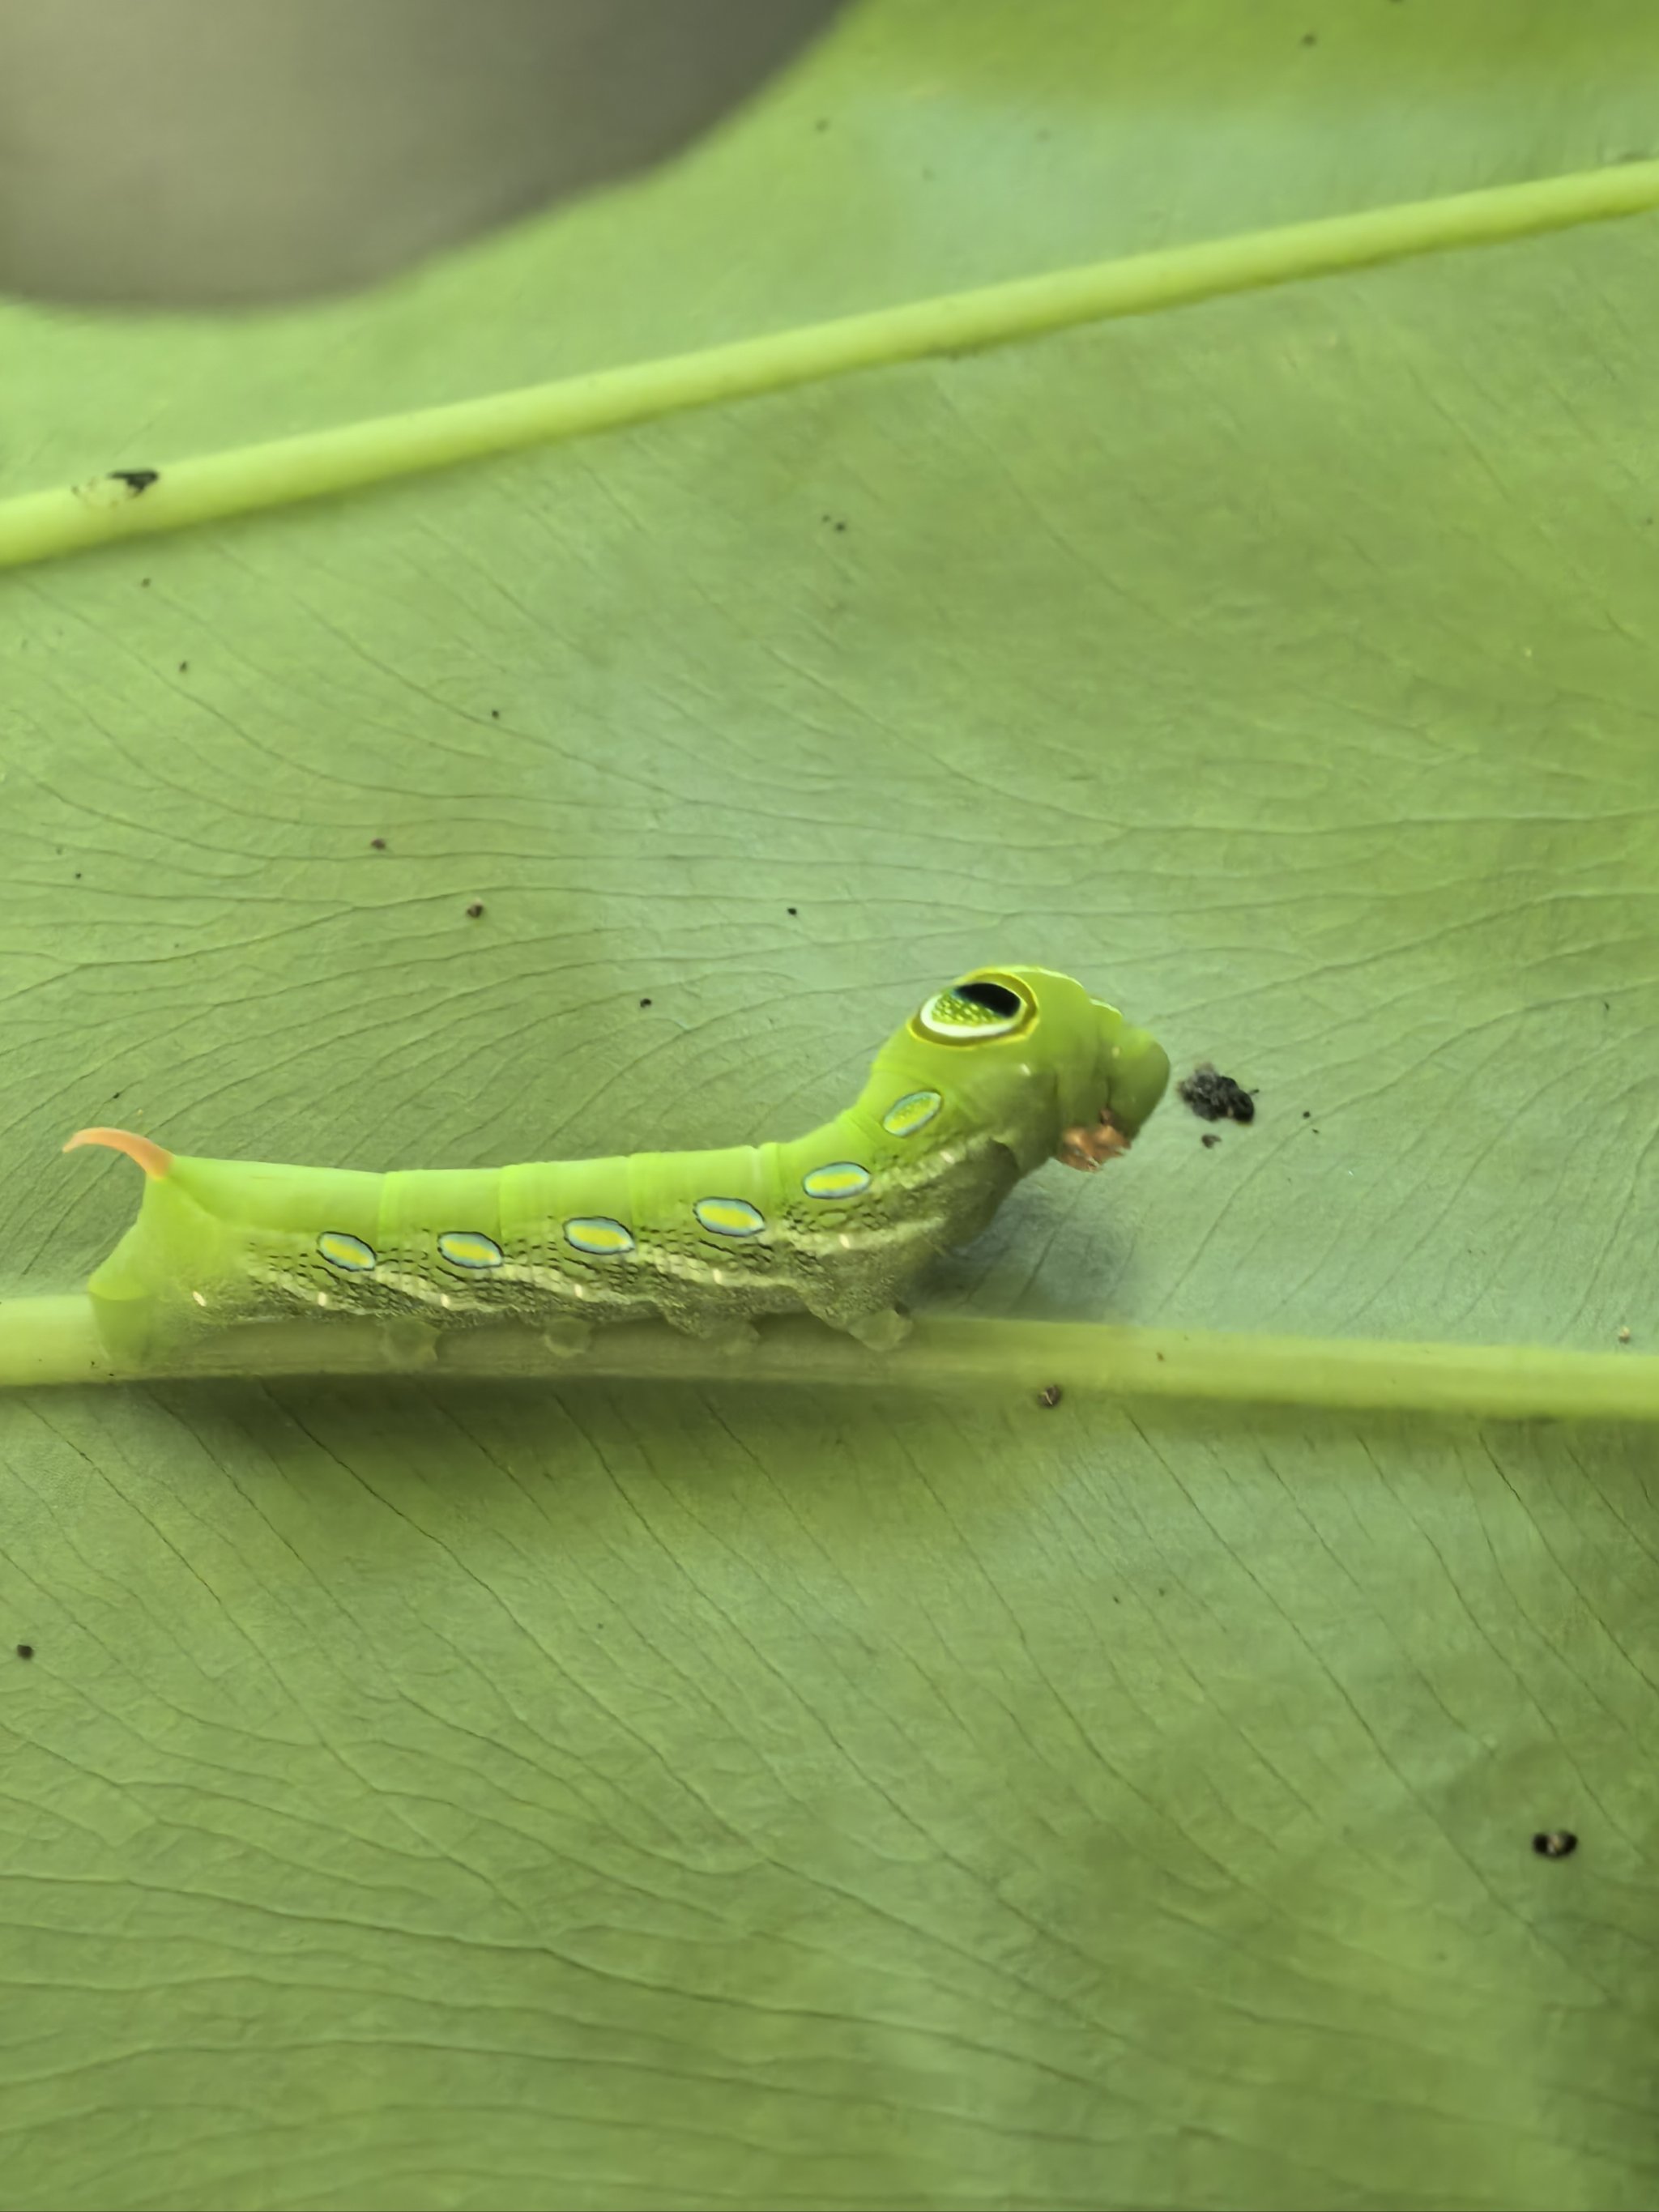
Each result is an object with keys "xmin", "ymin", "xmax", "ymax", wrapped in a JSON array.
[
  {"xmin": 1303, "ymin": 1109, "xmax": 1311, "ymax": 1118},
  {"xmin": 1533, "ymin": 1830, "xmax": 1577, "ymax": 1859},
  {"xmin": 1618, "ymin": 1326, "xmax": 1632, "ymax": 1344},
  {"xmin": 787, "ymin": 906, "xmax": 798, "ymax": 916},
  {"xmin": 1177, "ymin": 1063, "xmax": 1256, "ymax": 1123},
  {"xmin": 834, "ymin": 519, "xmax": 847, "ymax": 532},
  {"xmin": 466, "ymin": 902, "xmax": 484, "ymax": 919},
  {"xmin": 177, "ymin": 660, "xmax": 189, "ymax": 673},
  {"xmin": 139, "ymin": 576, "xmax": 151, "ymax": 587},
  {"xmin": 1036, "ymin": 1383, "xmax": 1062, "ymax": 1408},
  {"xmin": 1301, "ymin": 30, "xmax": 1317, "ymax": 44},
  {"xmin": 16, "ymin": 1644, "xmax": 33, "ymax": 1660},
  {"xmin": 1156, "ymin": 1351, "xmax": 1165, "ymax": 1362},
  {"xmin": 370, "ymin": 837, "xmax": 386, "ymax": 850},
  {"xmin": 815, "ymin": 117, "xmax": 829, "ymax": 131},
  {"xmin": 74, "ymin": 872, "xmax": 80, "ymax": 880},
  {"xmin": 1602, "ymin": 999, "xmax": 1610, "ymax": 1011},
  {"xmin": 638, "ymin": 996, "xmax": 652, "ymax": 1008},
  {"xmin": 1201, "ymin": 1132, "xmax": 1221, "ymax": 1149},
  {"xmin": 109, "ymin": 468, "xmax": 158, "ymax": 495},
  {"xmin": 490, "ymin": 708, "xmax": 500, "ymax": 718}
]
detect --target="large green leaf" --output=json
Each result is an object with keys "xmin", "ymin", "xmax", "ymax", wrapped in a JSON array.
[{"xmin": 3, "ymin": 2, "xmax": 1657, "ymax": 2205}]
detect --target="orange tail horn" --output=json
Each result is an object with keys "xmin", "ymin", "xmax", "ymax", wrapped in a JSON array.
[{"xmin": 63, "ymin": 1127, "xmax": 174, "ymax": 1178}]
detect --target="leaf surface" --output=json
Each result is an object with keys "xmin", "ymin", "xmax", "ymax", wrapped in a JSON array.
[{"xmin": 2, "ymin": 3, "xmax": 1657, "ymax": 2206}]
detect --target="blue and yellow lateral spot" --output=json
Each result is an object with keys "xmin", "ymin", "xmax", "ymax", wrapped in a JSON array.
[
  {"xmin": 565, "ymin": 1217, "xmax": 636, "ymax": 1257},
  {"xmin": 802, "ymin": 1161, "xmax": 872, "ymax": 1200},
  {"xmin": 318, "ymin": 1230, "xmax": 377, "ymax": 1272},
  {"xmin": 438, "ymin": 1230, "xmax": 505, "ymax": 1270},
  {"xmin": 881, "ymin": 1089, "xmax": 942, "ymax": 1137},
  {"xmin": 693, "ymin": 1196, "xmax": 766, "ymax": 1238}
]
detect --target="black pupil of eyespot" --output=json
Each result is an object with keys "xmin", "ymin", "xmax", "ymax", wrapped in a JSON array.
[{"xmin": 953, "ymin": 980, "xmax": 1021, "ymax": 1019}]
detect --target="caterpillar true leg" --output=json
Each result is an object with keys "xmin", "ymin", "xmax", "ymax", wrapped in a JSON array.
[{"xmin": 1057, "ymin": 1107, "xmax": 1132, "ymax": 1170}]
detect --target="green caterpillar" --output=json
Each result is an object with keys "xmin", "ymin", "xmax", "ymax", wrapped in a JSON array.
[{"xmin": 66, "ymin": 965, "xmax": 1169, "ymax": 1366}]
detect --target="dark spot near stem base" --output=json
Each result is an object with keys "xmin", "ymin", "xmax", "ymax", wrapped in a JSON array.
[
  {"xmin": 109, "ymin": 468, "xmax": 158, "ymax": 496},
  {"xmin": 1533, "ymin": 1830, "xmax": 1577, "ymax": 1859}
]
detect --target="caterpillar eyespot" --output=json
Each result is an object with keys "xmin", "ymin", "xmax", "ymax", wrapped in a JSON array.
[
  {"xmin": 318, "ymin": 1231, "xmax": 376, "ymax": 1273},
  {"xmin": 565, "ymin": 1217, "xmax": 634, "ymax": 1257},
  {"xmin": 881, "ymin": 1089, "xmax": 943, "ymax": 1137},
  {"xmin": 437, "ymin": 1231, "xmax": 505, "ymax": 1271},
  {"xmin": 914, "ymin": 976, "xmax": 1032, "ymax": 1042},
  {"xmin": 63, "ymin": 965, "xmax": 1171, "ymax": 1366},
  {"xmin": 801, "ymin": 1161, "xmax": 871, "ymax": 1200}
]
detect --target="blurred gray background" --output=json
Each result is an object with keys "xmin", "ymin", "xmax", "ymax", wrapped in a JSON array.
[{"xmin": 0, "ymin": 0, "xmax": 846, "ymax": 307}]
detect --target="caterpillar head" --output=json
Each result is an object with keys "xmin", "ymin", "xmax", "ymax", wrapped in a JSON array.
[{"xmin": 890, "ymin": 965, "xmax": 1170, "ymax": 1175}]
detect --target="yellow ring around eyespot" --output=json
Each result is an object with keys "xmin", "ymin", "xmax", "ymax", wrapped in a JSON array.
[{"xmin": 909, "ymin": 971, "xmax": 1036, "ymax": 1046}]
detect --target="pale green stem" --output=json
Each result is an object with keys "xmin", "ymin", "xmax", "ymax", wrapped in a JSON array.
[
  {"xmin": 3, "ymin": 160, "xmax": 1659, "ymax": 572},
  {"xmin": 1, "ymin": 1294, "xmax": 1653, "ymax": 1421}
]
